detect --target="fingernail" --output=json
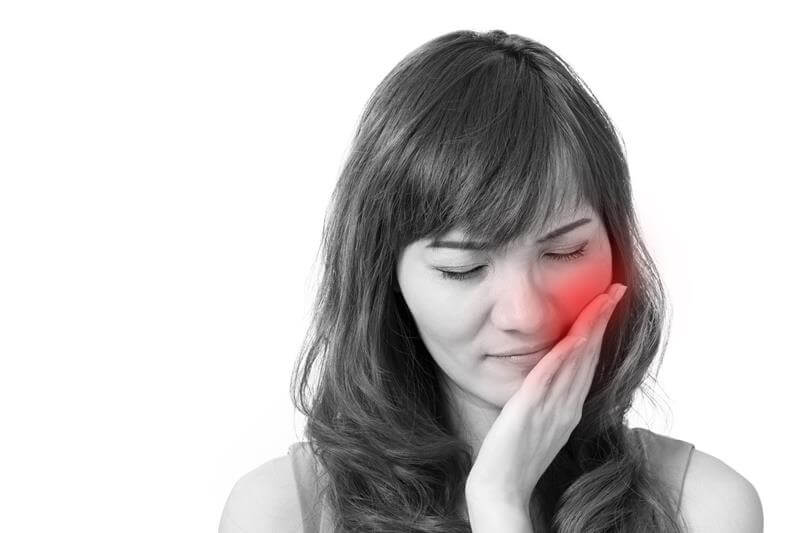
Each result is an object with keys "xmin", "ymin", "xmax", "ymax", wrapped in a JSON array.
[{"xmin": 612, "ymin": 284, "xmax": 628, "ymax": 302}]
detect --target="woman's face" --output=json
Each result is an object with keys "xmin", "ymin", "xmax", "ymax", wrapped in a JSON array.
[{"xmin": 396, "ymin": 201, "xmax": 613, "ymax": 409}]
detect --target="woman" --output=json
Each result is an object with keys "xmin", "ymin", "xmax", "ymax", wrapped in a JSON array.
[{"xmin": 220, "ymin": 30, "xmax": 762, "ymax": 532}]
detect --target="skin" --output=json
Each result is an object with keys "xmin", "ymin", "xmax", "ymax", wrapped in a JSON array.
[{"xmin": 396, "ymin": 200, "xmax": 622, "ymax": 525}]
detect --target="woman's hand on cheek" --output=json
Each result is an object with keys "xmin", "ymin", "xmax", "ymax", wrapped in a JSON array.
[{"xmin": 464, "ymin": 282, "xmax": 628, "ymax": 511}]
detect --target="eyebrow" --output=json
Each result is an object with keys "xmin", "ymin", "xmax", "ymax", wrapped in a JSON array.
[{"xmin": 426, "ymin": 217, "xmax": 592, "ymax": 250}]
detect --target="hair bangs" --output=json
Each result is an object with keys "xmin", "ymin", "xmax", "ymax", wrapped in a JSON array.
[
  {"xmin": 455, "ymin": 133, "xmax": 590, "ymax": 254},
  {"xmin": 403, "ymin": 61, "xmax": 592, "ymax": 253}
]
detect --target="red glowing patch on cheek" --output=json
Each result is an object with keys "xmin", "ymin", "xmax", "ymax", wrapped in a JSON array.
[{"xmin": 551, "ymin": 255, "xmax": 613, "ymax": 326}]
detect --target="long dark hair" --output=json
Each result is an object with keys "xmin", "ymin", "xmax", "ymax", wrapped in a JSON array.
[{"xmin": 290, "ymin": 29, "xmax": 684, "ymax": 532}]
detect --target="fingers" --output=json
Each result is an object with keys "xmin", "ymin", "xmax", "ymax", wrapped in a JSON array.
[
  {"xmin": 565, "ymin": 284, "xmax": 619, "ymax": 340},
  {"xmin": 543, "ymin": 334, "xmax": 590, "ymax": 403},
  {"xmin": 567, "ymin": 283, "xmax": 627, "ymax": 403},
  {"xmin": 547, "ymin": 283, "xmax": 627, "ymax": 407},
  {"xmin": 520, "ymin": 334, "xmax": 587, "ymax": 402}
]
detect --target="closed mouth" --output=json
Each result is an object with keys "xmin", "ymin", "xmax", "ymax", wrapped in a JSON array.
[{"xmin": 486, "ymin": 344, "xmax": 553, "ymax": 358}]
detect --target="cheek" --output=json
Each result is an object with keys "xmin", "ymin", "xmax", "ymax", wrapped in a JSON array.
[
  {"xmin": 551, "ymin": 253, "xmax": 613, "ymax": 325},
  {"xmin": 408, "ymin": 286, "xmax": 476, "ymax": 340}
]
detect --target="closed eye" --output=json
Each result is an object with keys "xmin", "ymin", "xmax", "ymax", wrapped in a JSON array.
[{"xmin": 437, "ymin": 244, "xmax": 588, "ymax": 281}]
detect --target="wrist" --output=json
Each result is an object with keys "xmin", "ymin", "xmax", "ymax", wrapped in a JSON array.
[
  {"xmin": 465, "ymin": 491, "xmax": 529, "ymax": 514},
  {"xmin": 465, "ymin": 497, "xmax": 533, "ymax": 533},
  {"xmin": 465, "ymin": 480, "xmax": 530, "ymax": 511}
]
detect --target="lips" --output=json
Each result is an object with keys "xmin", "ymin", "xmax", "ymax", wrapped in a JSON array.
[{"xmin": 486, "ymin": 342, "xmax": 555, "ymax": 357}]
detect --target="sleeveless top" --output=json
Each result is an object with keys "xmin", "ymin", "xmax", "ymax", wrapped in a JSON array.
[{"xmin": 287, "ymin": 427, "xmax": 695, "ymax": 533}]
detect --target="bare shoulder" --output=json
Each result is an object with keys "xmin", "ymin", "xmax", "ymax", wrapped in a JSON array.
[
  {"xmin": 681, "ymin": 447, "xmax": 764, "ymax": 533},
  {"xmin": 218, "ymin": 453, "xmax": 303, "ymax": 533}
]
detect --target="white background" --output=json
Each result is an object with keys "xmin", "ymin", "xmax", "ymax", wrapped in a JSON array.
[{"xmin": 1, "ymin": 1, "xmax": 796, "ymax": 531}]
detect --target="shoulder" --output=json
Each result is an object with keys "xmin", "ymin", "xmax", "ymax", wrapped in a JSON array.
[
  {"xmin": 680, "ymin": 447, "xmax": 763, "ymax": 532},
  {"xmin": 218, "ymin": 448, "xmax": 303, "ymax": 533},
  {"xmin": 631, "ymin": 427, "xmax": 762, "ymax": 532}
]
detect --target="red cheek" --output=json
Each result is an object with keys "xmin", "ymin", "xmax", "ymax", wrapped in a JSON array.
[{"xmin": 551, "ymin": 256, "xmax": 612, "ymax": 326}]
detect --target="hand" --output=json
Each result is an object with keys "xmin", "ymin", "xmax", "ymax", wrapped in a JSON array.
[{"xmin": 464, "ymin": 282, "xmax": 628, "ymax": 508}]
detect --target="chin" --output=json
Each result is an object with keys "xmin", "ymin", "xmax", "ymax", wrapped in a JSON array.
[{"xmin": 480, "ymin": 385, "xmax": 520, "ymax": 409}]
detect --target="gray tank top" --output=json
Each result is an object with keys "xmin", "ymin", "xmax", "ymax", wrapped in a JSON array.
[{"xmin": 288, "ymin": 428, "xmax": 695, "ymax": 532}]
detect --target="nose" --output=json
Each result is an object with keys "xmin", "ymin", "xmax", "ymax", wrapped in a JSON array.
[{"xmin": 489, "ymin": 268, "xmax": 549, "ymax": 334}]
